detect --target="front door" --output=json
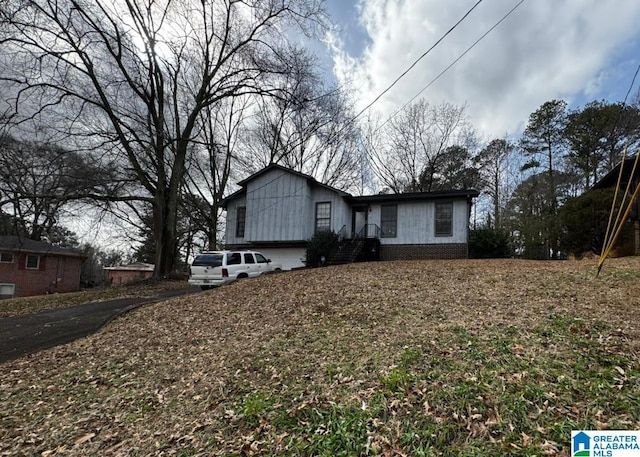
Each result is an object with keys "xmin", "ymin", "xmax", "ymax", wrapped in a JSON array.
[{"xmin": 353, "ymin": 207, "xmax": 368, "ymax": 238}]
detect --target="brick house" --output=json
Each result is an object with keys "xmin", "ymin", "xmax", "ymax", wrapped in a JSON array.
[
  {"xmin": 104, "ymin": 262, "xmax": 154, "ymax": 286},
  {"xmin": 222, "ymin": 164, "xmax": 479, "ymax": 269},
  {"xmin": 0, "ymin": 236, "xmax": 86, "ymax": 299}
]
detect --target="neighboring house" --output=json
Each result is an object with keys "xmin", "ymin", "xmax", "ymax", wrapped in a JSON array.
[
  {"xmin": 0, "ymin": 236, "xmax": 86, "ymax": 299},
  {"xmin": 222, "ymin": 164, "xmax": 479, "ymax": 270},
  {"xmin": 592, "ymin": 156, "xmax": 640, "ymax": 255},
  {"xmin": 104, "ymin": 262, "xmax": 154, "ymax": 286}
]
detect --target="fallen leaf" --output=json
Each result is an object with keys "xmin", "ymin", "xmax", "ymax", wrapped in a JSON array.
[{"xmin": 73, "ymin": 432, "xmax": 95, "ymax": 446}]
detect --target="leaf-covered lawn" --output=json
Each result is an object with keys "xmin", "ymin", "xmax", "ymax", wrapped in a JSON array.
[
  {"xmin": 1, "ymin": 259, "xmax": 639, "ymax": 456},
  {"xmin": 0, "ymin": 280, "xmax": 188, "ymax": 318}
]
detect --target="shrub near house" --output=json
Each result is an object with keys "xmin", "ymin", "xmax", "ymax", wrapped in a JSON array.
[{"xmin": 0, "ymin": 236, "xmax": 86, "ymax": 298}]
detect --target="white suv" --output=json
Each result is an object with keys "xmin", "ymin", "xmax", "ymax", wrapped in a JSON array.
[{"xmin": 188, "ymin": 250, "xmax": 282, "ymax": 290}]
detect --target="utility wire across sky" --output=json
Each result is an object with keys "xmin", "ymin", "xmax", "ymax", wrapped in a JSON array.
[
  {"xmin": 375, "ymin": 0, "xmax": 527, "ymax": 133},
  {"xmin": 350, "ymin": 0, "xmax": 484, "ymax": 124},
  {"xmin": 318, "ymin": 0, "xmax": 527, "ymax": 155}
]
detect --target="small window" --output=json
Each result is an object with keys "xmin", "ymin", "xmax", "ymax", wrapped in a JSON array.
[
  {"xmin": 0, "ymin": 252, "xmax": 13, "ymax": 263},
  {"xmin": 255, "ymin": 253, "xmax": 268, "ymax": 264},
  {"xmin": 381, "ymin": 204, "xmax": 397, "ymax": 238},
  {"xmin": 435, "ymin": 202, "xmax": 453, "ymax": 236},
  {"xmin": 236, "ymin": 206, "xmax": 246, "ymax": 238},
  {"xmin": 0, "ymin": 283, "xmax": 15, "ymax": 300},
  {"xmin": 26, "ymin": 255, "xmax": 40, "ymax": 270},
  {"xmin": 243, "ymin": 253, "xmax": 255, "ymax": 264},
  {"xmin": 226, "ymin": 252, "xmax": 242, "ymax": 265},
  {"xmin": 315, "ymin": 202, "xmax": 331, "ymax": 232}
]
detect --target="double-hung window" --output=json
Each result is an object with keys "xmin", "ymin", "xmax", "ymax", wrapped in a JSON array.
[
  {"xmin": 0, "ymin": 252, "xmax": 13, "ymax": 263},
  {"xmin": 435, "ymin": 202, "xmax": 453, "ymax": 237},
  {"xmin": 315, "ymin": 202, "xmax": 331, "ymax": 232},
  {"xmin": 26, "ymin": 255, "xmax": 40, "ymax": 270},
  {"xmin": 381, "ymin": 204, "xmax": 397, "ymax": 238},
  {"xmin": 236, "ymin": 206, "xmax": 246, "ymax": 238}
]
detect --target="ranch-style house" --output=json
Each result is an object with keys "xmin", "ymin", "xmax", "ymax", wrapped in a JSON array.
[{"xmin": 222, "ymin": 165, "xmax": 479, "ymax": 270}]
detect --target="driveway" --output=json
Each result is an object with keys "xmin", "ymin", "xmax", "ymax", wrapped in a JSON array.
[{"xmin": 0, "ymin": 286, "xmax": 201, "ymax": 363}]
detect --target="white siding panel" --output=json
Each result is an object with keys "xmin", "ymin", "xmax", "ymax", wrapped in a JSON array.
[
  {"xmin": 246, "ymin": 169, "xmax": 310, "ymax": 241},
  {"xmin": 310, "ymin": 187, "xmax": 350, "ymax": 235},
  {"xmin": 453, "ymin": 199, "xmax": 470, "ymax": 241},
  {"xmin": 257, "ymin": 247, "xmax": 306, "ymax": 271},
  {"xmin": 377, "ymin": 199, "xmax": 470, "ymax": 245},
  {"xmin": 225, "ymin": 196, "xmax": 247, "ymax": 246}
]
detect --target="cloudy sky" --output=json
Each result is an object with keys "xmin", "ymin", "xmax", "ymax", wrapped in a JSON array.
[{"xmin": 322, "ymin": 0, "xmax": 640, "ymax": 140}]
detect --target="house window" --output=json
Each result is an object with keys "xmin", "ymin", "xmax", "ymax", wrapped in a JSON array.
[
  {"xmin": 26, "ymin": 255, "xmax": 40, "ymax": 270},
  {"xmin": 236, "ymin": 206, "xmax": 246, "ymax": 238},
  {"xmin": 0, "ymin": 252, "xmax": 13, "ymax": 263},
  {"xmin": 435, "ymin": 202, "xmax": 453, "ymax": 236},
  {"xmin": 315, "ymin": 202, "xmax": 331, "ymax": 232},
  {"xmin": 0, "ymin": 283, "xmax": 15, "ymax": 300},
  {"xmin": 381, "ymin": 204, "xmax": 397, "ymax": 238}
]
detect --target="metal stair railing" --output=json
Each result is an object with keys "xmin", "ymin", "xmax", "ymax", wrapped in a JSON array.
[
  {"xmin": 337, "ymin": 225, "xmax": 347, "ymax": 242},
  {"xmin": 355, "ymin": 223, "xmax": 381, "ymax": 240}
]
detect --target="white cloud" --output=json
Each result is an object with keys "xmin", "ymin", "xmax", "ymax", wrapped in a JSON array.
[{"xmin": 329, "ymin": 0, "xmax": 640, "ymax": 140}]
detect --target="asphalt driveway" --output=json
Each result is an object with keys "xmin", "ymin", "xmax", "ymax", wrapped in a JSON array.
[{"xmin": 0, "ymin": 286, "xmax": 201, "ymax": 363}]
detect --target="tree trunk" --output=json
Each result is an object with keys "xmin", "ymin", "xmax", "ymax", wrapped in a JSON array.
[
  {"xmin": 212, "ymin": 204, "xmax": 220, "ymax": 249},
  {"xmin": 153, "ymin": 188, "xmax": 179, "ymax": 277}
]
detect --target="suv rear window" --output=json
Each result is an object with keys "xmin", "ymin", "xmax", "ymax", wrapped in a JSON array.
[{"xmin": 192, "ymin": 254, "xmax": 223, "ymax": 267}]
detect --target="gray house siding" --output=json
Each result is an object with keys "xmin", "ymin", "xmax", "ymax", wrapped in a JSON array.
[
  {"xmin": 227, "ymin": 168, "xmax": 310, "ymax": 243},
  {"xmin": 246, "ymin": 168, "xmax": 310, "ymax": 241},
  {"xmin": 370, "ymin": 200, "xmax": 471, "ymax": 260},
  {"xmin": 372, "ymin": 200, "xmax": 469, "ymax": 245},
  {"xmin": 224, "ymin": 195, "xmax": 247, "ymax": 246},
  {"xmin": 309, "ymin": 186, "xmax": 351, "ymax": 235}
]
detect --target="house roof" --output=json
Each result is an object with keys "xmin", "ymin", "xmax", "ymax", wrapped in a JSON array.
[
  {"xmin": 348, "ymin": 189, "xmax": 480, "ymax": 204},
  {"xmin": 222, "ymin": 164, "xmax": 480, "ymax": 208},
  {"xmin": 592, "ymin": 156, "xmax": 639, "ymax": 190},
  {"xmin": 222, "ymin": 164, "xmax": 350, "ymax": 208},
  {"xmin": 0, "ymin": 236, "xmax": 86, "ymax": 258},
  {"xmin": 103, "ymin": 262, "xmax": 154, "ymax": 272}
]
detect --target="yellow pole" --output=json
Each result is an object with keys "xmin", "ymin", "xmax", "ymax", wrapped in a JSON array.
[
  {"xmin": 598, "ymin": 181, "xmax": 640, "ymax": 274},
  {"xmin": 604, "ymin": 151, "xmax": 640, "ymax": 256},
  {"xmin": 601, "ymin": 146, "xmax": 627, "ymax": 257},
  {"xmin": 597, "ymin": 150, "xmax": 640, "ymax": 276}
]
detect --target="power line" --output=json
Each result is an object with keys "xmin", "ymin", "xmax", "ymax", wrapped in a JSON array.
[
  {"xmin": 376, "ymin": 0, "xmax": 526, "ymax": 132},
  {"xmin": 350, "ymin": 0, "xmax": 484, "ymax": 124},
  {"xmin": 622, "ymin": 63, "xmax": 640, "ymax": 106},
  {"xmin": 600, "ymin": 61, "xmax": 640, "ymax": 172},
  {"xmin": 314, "ymin": 0, "xmax": 489, "ymax": 154},
  {"xmin": 224, "ymin": 0, "xmax": 522, "ymax": 198}
]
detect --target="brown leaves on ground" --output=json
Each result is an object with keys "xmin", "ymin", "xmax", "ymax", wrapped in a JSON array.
[
  {"xmin": 0, "ymin": 280, "xmax": 188, "ymax": 318},
  {"xmin": 1, "ymin": 258, "xmax": 640, "ymax": 456}
]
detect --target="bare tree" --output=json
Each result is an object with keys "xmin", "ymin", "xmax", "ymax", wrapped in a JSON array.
[
  {"xmin": 0, "ymin": 0, "xmax": 327, "ymax": 276},
  {"xmin": 0, "ymin": 135, "xmax": 116, "ymax": 240},
  {"xmin": 367, "ymin": 99, "xmax": 475, "ymax": 192},
  {"xmin": 183, "ymin": 95, "xmax": 251, "ymax": 250},
  {"xmin": 242, "ymin": 46, "xmax": 359, "ymax": 190},
  {"xmin": 474, "ymin": 138, "xmax": 515, "ymax": 228}
]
